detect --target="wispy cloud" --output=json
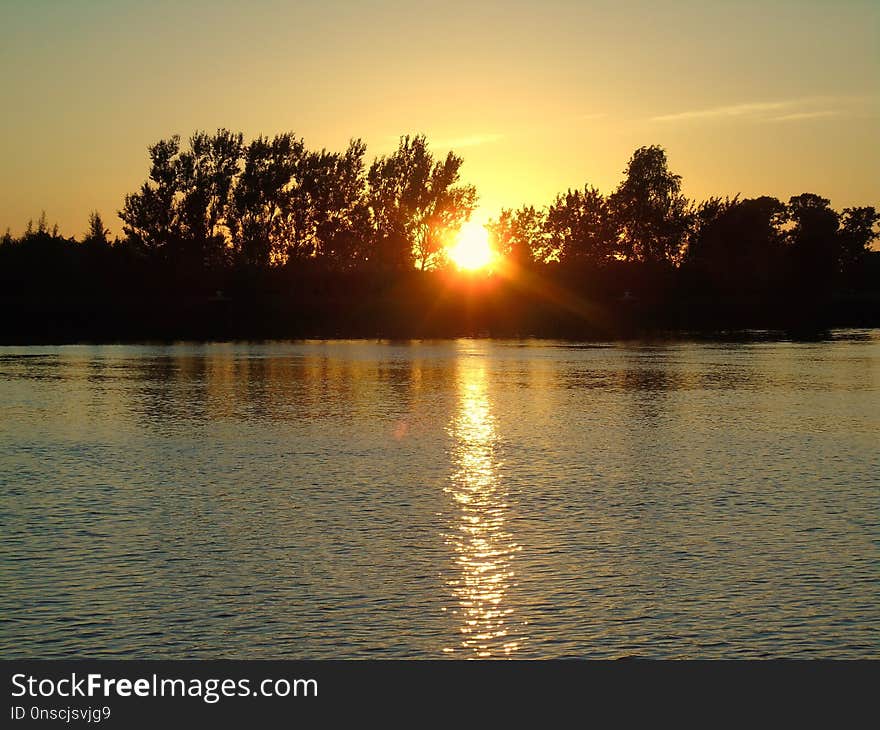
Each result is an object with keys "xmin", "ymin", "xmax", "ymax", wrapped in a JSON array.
[
  {"xmin": 768, "ymin": 110, "xmax": 841, "ymax": 122},
  {"xmin": 651, "ymin": 98, "xmax": 848, "ymax": 124},
  {"xmin": 651, "ymin": 100, "xmax": 793, "ymax": 123}
]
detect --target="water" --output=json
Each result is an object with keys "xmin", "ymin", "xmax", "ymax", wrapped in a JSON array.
[{"xmin": 1, "ymin": 334, "xmax": 878, "ymax": 658}]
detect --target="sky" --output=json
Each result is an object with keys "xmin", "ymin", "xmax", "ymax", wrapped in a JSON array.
[{"xmin": 1, "ymin": 0, "xmax": 878, "ymax": 237}]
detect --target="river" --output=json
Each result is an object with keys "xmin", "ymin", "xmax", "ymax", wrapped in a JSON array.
[{"xmin": 1, "ymin": 334, "xmax": 877, "ymax": 657}]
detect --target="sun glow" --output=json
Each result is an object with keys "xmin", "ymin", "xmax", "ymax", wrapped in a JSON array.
[{"xmin": 448, "ymin": 221, "xmax": 495, "ymax": 271}]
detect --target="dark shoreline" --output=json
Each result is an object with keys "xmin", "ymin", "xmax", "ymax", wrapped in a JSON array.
[
  {"xmin": 4, "ymin": 294, "xmax": 878, "ymax": 345},
  {"xmin": 4, "ymin": 255, "xmax": 879, "ymax": 346}
]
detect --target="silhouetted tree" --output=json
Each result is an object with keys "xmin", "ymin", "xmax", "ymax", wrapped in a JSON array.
[
  {"xmin": 83, "ymin": 211, "xmax": 111, "ymax": 248},
  {"xmin": 18, "ymin": 212, "xmax": 67, "ymax": 251},
  {"xmin": 120, "ymin": 130, "xmax": 243, "ymax": 266},
  {"xmin": 176, "ymin": 129, "xmax": 243, "ymax": 265},
  {"xmin": 119, "ymin": 136, "xmax": 182, "ymax": 257},
  {"xmin": 688, "ymin": 196, "xmax": 737, "ymax": 244},
  {"xmin": 546, "ymin": 185, "xmax": 615, "ymax": 265},
  {"xmin": 686, "ymin": 196, "xmax": 787, "ymax": 291},
  {"xmin": 228, "ymin": 133, "xmax": 305, "ymax": 267},
  {"xmin": 837, "ymin": 206, "xmax": 880, "ymax": 277},
  {"xmin": 786, "ymin": 193, "xmax": 840, "ymax": 291},
  {"xmin": 367, "ymin": 135, "xmax": 477, "ymax": 270},
  {"xmin": 489, "ymin": 205, "xmax": 551, "ymax": 265},
  {"xmin": 289, "ymin": 139, "xmax": 372, "ymax": 268},
  {"xmin": 609, "ymin": 145, "xmax": 691, "ymax": 264},
  {"xmin": 5, "ymin": 133, "xmax": 880, "ymax": 342}
]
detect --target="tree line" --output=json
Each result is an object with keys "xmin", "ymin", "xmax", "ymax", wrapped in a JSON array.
[
  {"xmin": 1, "ymin": 131, "xmax": 878, "ymax": 340},
  {"xmin": 488, "ymin": 145, "xmax": 878, "ymax": 294},
  {"xmin": 116, "ymin": 131, "xmax": 474, "ymax": 272}
]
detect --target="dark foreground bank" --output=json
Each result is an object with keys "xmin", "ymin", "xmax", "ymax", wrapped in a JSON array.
[{"xmin": 3, "ymin": 261, "xmax": 880, "ymax": 344}]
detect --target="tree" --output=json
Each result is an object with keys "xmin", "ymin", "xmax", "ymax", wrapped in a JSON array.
[
  {"xmin": 176, "ymin": 129, "xmax": 243, "ymax": 265},
  {"xmin": 120, "ymin": 130, "xmax": 244, "ymax": 266},
  {"xmin": 119, "ymin": 130, "xmax": 380, "ymax": 270},
  {"xmin": 119, "ymin": 136, "xmax": 182, "ymax": 256},
  {"xmin": 487, "ymin": 206, "xmax": 548, "ymax": 265},
  {"xmin": 608, "ymin": 145, "xmax": 691, "ymax": 264},
  {"xmin": 367, "ymin": 135, "xmax": 477, "ymax": 270},
  {"xmin": 228, "ymin": 133, "xmax": 305, "ymax": 267},
  {"xmin": 786, "ymin": 193, "xmax": 840, "ymax": 289},
  {"xmin": 686, "ymin": 196, "xmax": 787, "ymax": 290},
  {"xmin": 288, "ymin": 139, "xmax": 372, "ymax": 268},
  {"xmin": 545, "ymin": 185, "xmax": 614, "ymax": 265},
  {"xmin": 83, "ymin": 211, "xmax": 111, "ymax": 248},
  {"xmin": 837, "ymin": 206, "xmax": 880, "ymax": 276}
]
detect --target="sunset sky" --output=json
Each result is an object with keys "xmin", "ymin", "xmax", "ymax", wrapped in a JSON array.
[{"xmin": 2, "ymin": 0, "xmax": 878, "ymax": 237}]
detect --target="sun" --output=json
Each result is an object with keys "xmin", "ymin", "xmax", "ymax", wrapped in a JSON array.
[{"xmin": 448, "ymin": 221, "xmax": 495, "ymax": 271}]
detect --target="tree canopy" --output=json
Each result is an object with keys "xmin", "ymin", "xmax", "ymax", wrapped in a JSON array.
[{"xmin": 2, "ymin": 134, "xmax": 879, "ymax": 341}]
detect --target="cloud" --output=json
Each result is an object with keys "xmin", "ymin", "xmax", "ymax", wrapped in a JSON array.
[
  {"xmin": 768, "ymin": 110, "xmax": 841, "ymax": 122},
  {"xmin": 651, "ymin": 100, "xmax": 793, "ymax": 123},
  {"xmin": 650, "ymin": 98, "xmax": 850, "ymax": 124}
]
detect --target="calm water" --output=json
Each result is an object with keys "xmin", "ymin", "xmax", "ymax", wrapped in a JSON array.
[{"xmin": 1, "ymin": 334, "xmax": 878, "ymax": 658}]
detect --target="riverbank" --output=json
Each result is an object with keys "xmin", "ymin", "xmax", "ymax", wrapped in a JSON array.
[{"xmin": 2, "ymin": 275, "xmax": 878, "ymax": 344}]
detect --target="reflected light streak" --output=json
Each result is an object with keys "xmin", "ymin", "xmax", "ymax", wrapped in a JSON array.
[{"xmin": 443, "ymin": 347, "xmax": 522, "ymax": 657}]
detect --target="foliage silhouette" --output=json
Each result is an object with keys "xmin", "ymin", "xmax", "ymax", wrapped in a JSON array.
[
  {"xmin": 608, "ymin": 145, "xmax": 691, "ymax": 264},
  {"xmin": 1, "ymin": 133, "xmax": 878, "ymax": 342},
  {"xmin": 368, "ymin": 135, "xmax": 477, "ymax": 271},
  {"xmin": 547, "ymin": 186, "xmax": 615, "ymax": 265}
]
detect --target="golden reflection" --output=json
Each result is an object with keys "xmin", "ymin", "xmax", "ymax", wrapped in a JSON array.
[{"xmin": 443, "ymin": 346, "xmax": 522, "ymax": 657}]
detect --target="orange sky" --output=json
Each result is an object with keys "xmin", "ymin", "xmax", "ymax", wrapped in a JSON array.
[{"xmin": 2, "ymin": 0, "xmax": 878, "ymax": 237}]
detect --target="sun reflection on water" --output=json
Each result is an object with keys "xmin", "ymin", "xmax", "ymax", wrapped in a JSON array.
[{"xmin": 443, "ymin": 348, "xmax": 522, "ymax": 657}]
